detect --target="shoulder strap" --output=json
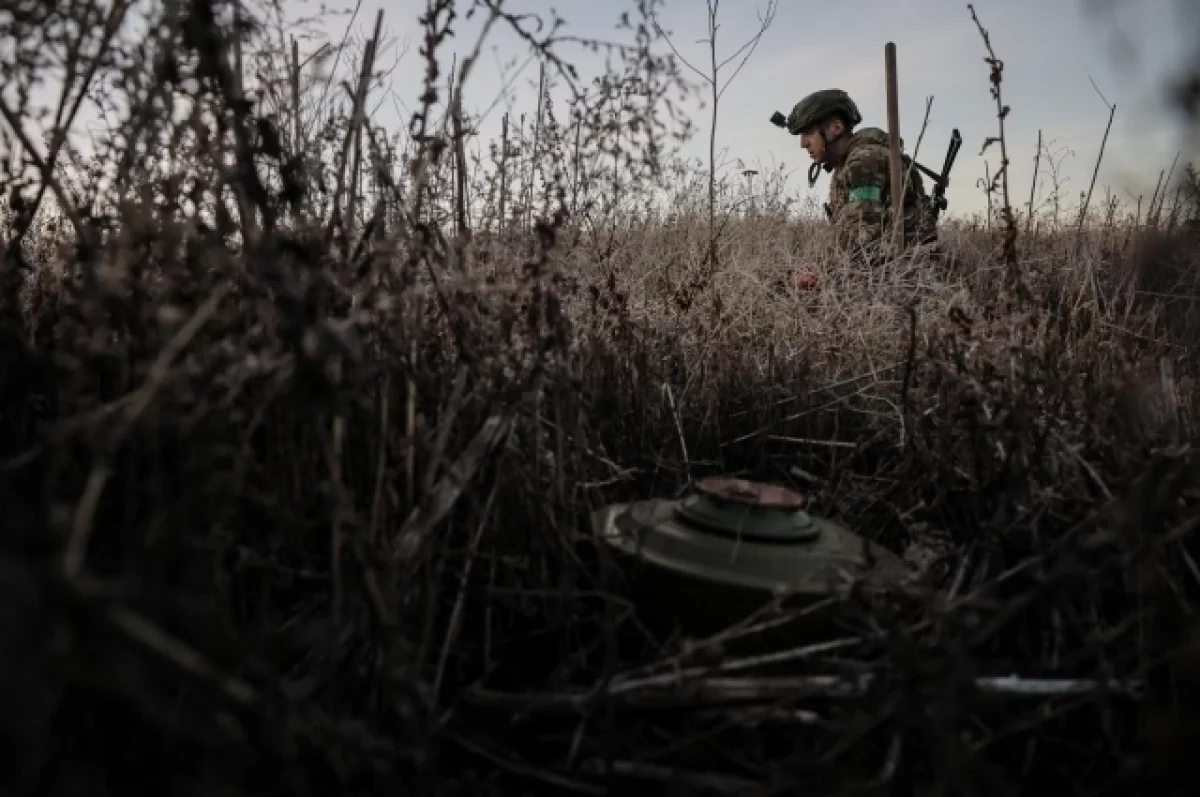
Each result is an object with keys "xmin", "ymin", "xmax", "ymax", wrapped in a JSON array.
[{"xmin": 898, "ymin": 154, "xmax": 929, "ymax": 199}]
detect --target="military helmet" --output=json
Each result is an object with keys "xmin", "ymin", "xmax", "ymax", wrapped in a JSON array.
[{"xmin": 786, "ymin": 89, "xmax": 862, "ymax": 135}]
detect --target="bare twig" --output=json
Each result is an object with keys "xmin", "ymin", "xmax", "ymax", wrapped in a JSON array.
[
  {"xmin": 968, "ymin": 4, "xmax": 1020, "ymax": 292},
  {"xmin": 1077, "ymin": 76, "xmax": 1116, "ymax": 234}
]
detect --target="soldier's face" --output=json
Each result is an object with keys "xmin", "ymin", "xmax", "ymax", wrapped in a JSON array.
[
  {"xmin": 800, "ymin": 119, "xmax": 843, "ymax": 163},
  {"xmin": 800, "ymin": 130, "xmax": 825, "ymax": 162}
]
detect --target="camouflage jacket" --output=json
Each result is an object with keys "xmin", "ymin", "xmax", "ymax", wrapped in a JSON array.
[{"xmin": 826, "ymin": 127, "xmax": 937, "ymax": 264}]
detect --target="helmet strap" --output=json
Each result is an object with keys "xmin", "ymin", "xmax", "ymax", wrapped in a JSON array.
[{"xmin": 822, "ymin": 117, "xmax": 850, "ymax": 152}]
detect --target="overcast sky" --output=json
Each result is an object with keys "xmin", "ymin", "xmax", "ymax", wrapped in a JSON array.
[
  {"xmin": 289, "ymin": 0, "xmax": 1198, "ymax": 220},
  {"xmin": 10, "ymin": 0, "xmax": 1192, "ymax": 220}
]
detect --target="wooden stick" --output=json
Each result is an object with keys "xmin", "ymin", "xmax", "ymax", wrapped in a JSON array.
[{"xmin": 884, "ymin": 42, "xmax": 904, "ymax": 257}]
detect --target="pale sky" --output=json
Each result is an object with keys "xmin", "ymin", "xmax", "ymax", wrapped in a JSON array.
[
  {"xmin": 6, "ymin": 0, "xmax": 1195, "ymax": 221},
  {"xmin": 288, "ymin": 0, "xmax": 1199, "ymax": 220}
]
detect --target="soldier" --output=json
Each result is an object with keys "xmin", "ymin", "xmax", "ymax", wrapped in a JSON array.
[{"xmin": 783, "ymin": 89, "xmax": 939, "ymax": 269}]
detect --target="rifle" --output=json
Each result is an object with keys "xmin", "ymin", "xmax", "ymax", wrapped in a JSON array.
[{"xmin": 910, "ymin": 128, "xmax": 962, "ymax": 223}]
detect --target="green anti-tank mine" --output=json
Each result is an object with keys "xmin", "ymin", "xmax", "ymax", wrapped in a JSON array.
[{"xmin": 591, "ymin": 477, "xmax": 911, "ymax": 640}]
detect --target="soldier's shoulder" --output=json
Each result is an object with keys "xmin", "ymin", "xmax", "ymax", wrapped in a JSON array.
[
  {"xmin": 850, "ymin": 127, "xmax": 890, "ymax": 146},
  {"xmin": 845, "ymin": 129, "xmax": 890, "ymax": 162},
  {"xmin": 841, "ymin": 136, "xmax": 889, "ymax": 185}
]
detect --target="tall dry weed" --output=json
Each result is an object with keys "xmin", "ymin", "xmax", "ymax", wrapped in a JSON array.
[{"xmin": 1, "ymin": 1, "xmax": 1199, "ymax": 794}]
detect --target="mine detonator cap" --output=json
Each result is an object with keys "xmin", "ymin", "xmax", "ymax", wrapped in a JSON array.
[{"xmin": 771, "ymin": 89, "xmax": 863, "ymax": 136}]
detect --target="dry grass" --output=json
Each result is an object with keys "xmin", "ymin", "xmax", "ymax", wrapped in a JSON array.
[{"xmin": 2, "ymin": 1, "xmax": 1200, "ymax": 795}]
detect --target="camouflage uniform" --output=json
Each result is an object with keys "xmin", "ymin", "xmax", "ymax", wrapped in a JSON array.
[
  {"xmin": 781, "ymin": 89, "xmax": 939, "ymax": 267},
  {"xmin": 826, "ymin": 127, "xmax": 938, "ymax": 264}
]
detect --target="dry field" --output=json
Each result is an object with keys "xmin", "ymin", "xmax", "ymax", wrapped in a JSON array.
[{"xmin": 2, "ymin": 1, "xmax": 1199, "ymax": 795}]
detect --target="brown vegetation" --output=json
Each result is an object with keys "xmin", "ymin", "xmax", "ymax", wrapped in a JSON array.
[{"xmin": 1, "ymin": 1, "xmax": 1198, "ymax": 795}]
